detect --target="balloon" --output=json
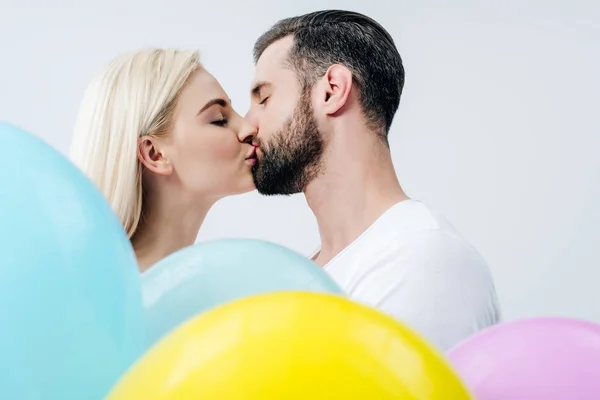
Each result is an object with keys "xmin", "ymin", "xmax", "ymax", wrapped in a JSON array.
[
  {"xmin": 108, "ymin": 292, "xmax": 473, "ymax": 399},
  {"xmin": 447, "ymin": 317, "xmax": 600, "ymax": 400},
  {"xmin": 142, "ymin": 238, "xmax": 344, "ymax": 346},
  {"xmin": 0, "ymin": 123, "xmax": 144, "ymax": 399}
]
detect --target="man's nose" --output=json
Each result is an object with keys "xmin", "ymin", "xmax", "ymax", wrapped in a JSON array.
[
  {"xmin": 238, "ymin": 118, "xmax": 257, "ymax": 144},
  {"xmin": 244, "ymin": 108, "xmax": 259, "ymax": 131},
  {"xmin": 242, "ymin": 109, "xmax": 261, "ymax": 145}
]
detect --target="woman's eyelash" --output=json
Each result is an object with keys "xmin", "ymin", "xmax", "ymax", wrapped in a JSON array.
[
  {"xmin": 211, "ymin": 119, "xmax": 228, "ymax": 126},
  {"xmin": 260, "ymin": 96, "xmax": 269, "ymax": 105}
]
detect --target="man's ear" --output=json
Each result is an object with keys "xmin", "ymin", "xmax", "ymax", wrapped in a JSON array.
[
  {"xmin": 319, "ymin": 64, "xmax": 353, "ymax": 116},
  {"xmin": 137, "ymin": 136, "xmax": 173, "ymax": 176}
]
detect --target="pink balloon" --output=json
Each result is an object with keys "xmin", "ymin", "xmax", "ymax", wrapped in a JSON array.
[{"xmin": 447, "ymin": 317, "xmax": 600, "ymax": 400}]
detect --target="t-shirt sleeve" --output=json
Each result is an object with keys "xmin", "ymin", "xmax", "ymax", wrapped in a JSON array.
[{"xmin": 348, "ymin": 230, "xmax": 501, "ymax": 352}]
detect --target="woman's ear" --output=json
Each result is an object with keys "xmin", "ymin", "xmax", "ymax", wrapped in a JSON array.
[
  {"xmin": 137, "ymin": 137, "xmax": 173, "ymax": 176},
  {"xmin": 320, "ymin": 64, "xmax": 353, "ymax": 116}
]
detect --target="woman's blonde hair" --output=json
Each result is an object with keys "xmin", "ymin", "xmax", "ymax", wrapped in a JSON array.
[{"xmin": 69, "ymin": 48, "xmax": 201, "ymax": 239}]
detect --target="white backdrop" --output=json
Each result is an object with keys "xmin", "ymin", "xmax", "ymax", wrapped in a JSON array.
[{"xmin": 1, "ymin": 0, "xmax": 598, "ymax": 322}]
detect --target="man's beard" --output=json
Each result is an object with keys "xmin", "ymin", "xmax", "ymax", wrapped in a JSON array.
[{"xmin": 252, "ymin": 91, "xmax": 325, "ymax": 195}]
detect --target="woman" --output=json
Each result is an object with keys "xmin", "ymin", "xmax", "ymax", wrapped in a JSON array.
[{"xmin": 69, "ymin": 48, "xmax": 258, "ymax": 271}]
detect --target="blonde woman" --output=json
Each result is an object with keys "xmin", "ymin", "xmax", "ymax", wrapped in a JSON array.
[{"xmin": 69, "ymin": 49, "xmax": 258, "ymax": 271}]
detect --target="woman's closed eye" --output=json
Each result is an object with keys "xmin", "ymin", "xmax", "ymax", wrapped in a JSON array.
[
  {"xmin": 259, "ymin": 96, "xmax": 269, "ymax": 105},
  {"xmin": 211, "ymin": 119, "xmax": 228, "ymax": 127}
]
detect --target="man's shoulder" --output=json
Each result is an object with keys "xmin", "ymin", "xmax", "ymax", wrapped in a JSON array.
[
  {"xmin": 314, "ymin": 200, "xmax": 498, "ymax": 295},
  {"xmin": 398, "ymin": 228, "xmax": 488, "ymax": 269},
  {"xmin": 375, "ymin": 199, "xmax": 446, "ymax": 234},
  {"xmin": 318, "ymin": 201, "xmax": 501, "ymax": 350},
  {"xmin": 363, "ymin": 200, "xmax": 473, "ymax": 249},
  {"xmin": 316, "ymin": 200, "xmax": 493, "ymax": 277},
  {"xmin": 353, "ymin": 216, "xmax": 500, "ymax": 315},
  {"xmin": 365, "ymin": 201, "xmax": 485, "ymax": 266},
  {"xmin": 360, "ymin": 229, "xmax": 501, "ymax": 350}
]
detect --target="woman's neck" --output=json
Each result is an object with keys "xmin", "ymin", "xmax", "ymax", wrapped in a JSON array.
[{"xmin": 132, "ymin": 192, "xmax": 214, "ymax": 273}]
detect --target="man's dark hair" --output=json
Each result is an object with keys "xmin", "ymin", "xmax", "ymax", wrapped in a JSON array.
[{"xmin": 253, "ymin": 10, "xmax": 405, "ymax": 141}]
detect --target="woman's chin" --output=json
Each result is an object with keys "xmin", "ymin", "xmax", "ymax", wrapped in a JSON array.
[
  {"xmin": 215, "ymin": 172, "xmax": 257, "ymax": 198},
  {"xmin": 235, "ymin": 176, "xmax": 257, "ymax": 195}
]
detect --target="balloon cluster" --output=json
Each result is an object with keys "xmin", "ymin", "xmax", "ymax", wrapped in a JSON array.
[{"xmin": 1, "ymin": 122, "xmax": 599, "ymax": 400}]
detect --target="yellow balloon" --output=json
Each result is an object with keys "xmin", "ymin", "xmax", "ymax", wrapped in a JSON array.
[{"xmin": 108, "ymin": 292, "xmax": 472, "ymax": 399}]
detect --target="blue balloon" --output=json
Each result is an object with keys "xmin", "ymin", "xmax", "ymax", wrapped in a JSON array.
[
  {"xmin": 0, "ymin": 123, "xmax": 144, "ymax": 399},
  {"xmin": 142, "ymin": 238, "xmax": 344, "ymax": 347}
]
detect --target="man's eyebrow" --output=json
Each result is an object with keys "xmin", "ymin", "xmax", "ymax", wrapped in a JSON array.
[{"xmin": 251, "ymin": 81, "xmax": 271, "ymax": 97}]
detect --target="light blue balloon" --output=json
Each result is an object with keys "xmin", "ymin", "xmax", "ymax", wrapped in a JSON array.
[
  {"xmin": 0, "ymin": 123, "xmax": 144, "ymax": 399},
  {"xmin": 142, "ymin": 238, "xmax": 344, "ymax": 347}
]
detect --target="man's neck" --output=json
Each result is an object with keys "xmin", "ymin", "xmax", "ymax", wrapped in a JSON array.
[
  {"xmin": 132, "ymin": 190, "xmax": 214, "ymax": 273},
  {"xmin": 306, "ymin": 136, "xmax": 408, "ymax": 267}
]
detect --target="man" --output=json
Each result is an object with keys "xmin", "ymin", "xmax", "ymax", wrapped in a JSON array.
[{"xmin": 245, "ymin": 10, "xmax": 501, "ymax": 351}]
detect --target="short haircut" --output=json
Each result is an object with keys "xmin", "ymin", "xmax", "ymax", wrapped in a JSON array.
[{"xmin": 254, "ymin": 10, "xmax": 405, "ymax": 140}]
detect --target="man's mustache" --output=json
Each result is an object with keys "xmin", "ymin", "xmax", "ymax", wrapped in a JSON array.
[
  {"xmin": 251, "ymin": 136, "xmax": 261, "ymax": 146},
  {"xmin": 252, "ymin": 136, "xmax": 266, "ymax": 149}
]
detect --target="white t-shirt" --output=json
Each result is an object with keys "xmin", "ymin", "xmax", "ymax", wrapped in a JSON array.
[{"xmin": 311, "ymin": 200, "xmax": 501, "ymax": 352}]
